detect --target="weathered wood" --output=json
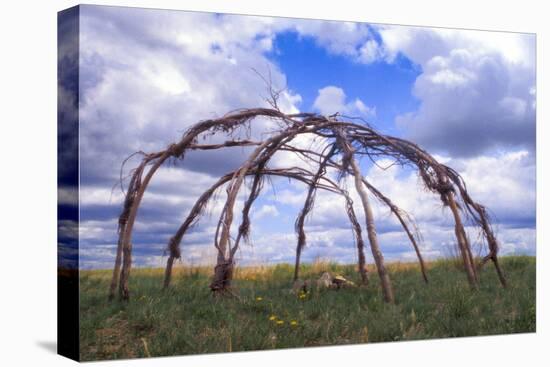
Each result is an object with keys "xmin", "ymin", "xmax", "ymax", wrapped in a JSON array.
[
  {"xmin": 294, "ymin": 146, "xmax": 335, "ymax": 281},
  {"xmin": 109, "ymin": 107, "xmax": 504, "ymax": 302},
  {"xmin": 362, "ymin": 179, "xmax": 428, "ymax": 284},
  {"xmin": 119, "ymin": 154, "xmax": 170, "ymax": 300},
  {"xmin": 163, "ymin": 255, "xmax": 175, "ymax": 289},
  {"xmin": 446, "ymin": 192, "xmax": 478, "ymax": 288},
  {"xmin": 108, "ymin": 236, "xmax": 123, "ymax": 300},
  {"xmin": 349, "ymin": 156, "xmax": 394, "ymax": 303}
]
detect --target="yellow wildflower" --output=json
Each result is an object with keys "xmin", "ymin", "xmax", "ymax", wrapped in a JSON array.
[
  {"xmin": 290, "ymin": 320, "xmax": 298, "ymax": 326},
  {"xmin": 256, "ymin": 296, "xmax": 263, "ymax": 301},
  {"xmin": 269, "ymin": 315, "xmax": 277, "ymax": 321},
  {"xmin": 276, "ymin": 320, "xmax": 284, "ymax": 326},
  {"xmin": 299, "ymin": 293, "xmax": 306, "ymax": 299}
]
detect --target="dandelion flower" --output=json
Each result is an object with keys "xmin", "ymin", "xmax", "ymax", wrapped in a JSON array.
[
  {"xmin": 276, "ymin": 320, "xmax": 284, "ymax": 326},
  {"xmin": 290, "ymin": 320, "xmax": 298, "ymax": 326},
  {"xmin": 269, "ymin": 315, "xmax": 277, "ymax": 321},
  {"xmin": 299, "ymin": 293, "xmax": 306, "ymax": 299},
  {"xmin": 256, "ymin": 296, "xmax": 263, "ymax": 301}
]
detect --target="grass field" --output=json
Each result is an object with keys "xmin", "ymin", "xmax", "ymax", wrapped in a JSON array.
[{"xmin": 79, "ymin": 256, "xmax": 535, "ymax": 361}]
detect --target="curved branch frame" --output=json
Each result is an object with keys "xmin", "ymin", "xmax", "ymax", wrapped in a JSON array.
[{"xmin": 109, "ymin": 108, "xmax": 506, "ymax": 302}]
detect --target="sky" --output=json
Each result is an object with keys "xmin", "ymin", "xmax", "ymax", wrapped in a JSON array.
[{"xmin": 58, "ymin": 5, "xmax": 536, "ymax": 270}]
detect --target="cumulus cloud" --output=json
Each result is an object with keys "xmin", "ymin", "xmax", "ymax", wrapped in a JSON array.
[
  {"xmin": 253, "ymin": 205, "xmax": 280, "ymax": 220},
  {"xmin": 313, "ymin": 86, "xmax": 376, "ymax": 117},
  {"xmin": 74, "ymin": 6, "xmax": 535, "ymax": 269},
  {"xmin": 291, "ymin": 20, "xmax": 384, "ymax": 64},
  {"xmin": 288, "ymin": 150, "xmax": 536, "ymax": 260},
  {"xmin": 77, "ymin": 7, "xmax": 386, "ymax": 188},
  {"xmin": 76, "ymin": 6, "xmax": 301, "ymax": 267},
  {"xmin": 78, "ymin": 5, "xmax": 389, "ymax": 270},
  {"xmin": 358, "ymin": 39, "xmax": 384, "ymax": 63},
  {"xmin": 376, "ymin": 26, "xmax": 536, "ymax": 157},
  {"xmin": 78, "ymin": 6, "xmax": 307, "ymax": 187},
  {"xmin": 447, "ymin": 150, "xmax": 535, "ymax": 226}
]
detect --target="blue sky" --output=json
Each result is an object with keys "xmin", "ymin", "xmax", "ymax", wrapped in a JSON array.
[
  {"xmin": 57, "ymin": 5, "xmax": 536, "ymax": 269},
  {"xmin": 270, "ymin": 31, "xmax": 421, "ymax": 133}
]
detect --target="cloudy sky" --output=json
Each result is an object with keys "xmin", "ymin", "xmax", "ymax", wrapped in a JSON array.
[{"xmin": 62, "ymin": 5, "xmax": 535, "ymax": 270}]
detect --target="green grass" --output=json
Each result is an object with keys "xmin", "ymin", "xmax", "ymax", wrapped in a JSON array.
[{"xmin": 79, "ymin": 256, "xmax": 535, "ymax": 361}]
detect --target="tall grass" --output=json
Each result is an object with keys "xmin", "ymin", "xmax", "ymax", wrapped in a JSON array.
[{"xmin": 79, "ymin": 256, "xmax": 535, "ymax": 361}]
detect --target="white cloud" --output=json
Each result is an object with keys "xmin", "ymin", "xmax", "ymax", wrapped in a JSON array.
[
  {"xmin": 252, "ymin": 204, "xmax": 280, "ymax": 220},
  {"xmin": 292, "ymin": 20, "xmax": 384, "ymax": 64},
  {"xmin": 447, "ymin": 150, "xmax": 536, "ymax": 224},
  {"xmin": 313, "ymin": 86, "xmax": 376, "ymax": 117},
  {"xmin": 79, "ymin": 6, "xmax": 305, "ymax": 186},
  {"xmin": 299, "ymin": 150, "xmax": 535, "ymax": 260},
  {"xmin": 375, "ymin": 25, "xmax": 535, "ymax": 157},
  {"xmin": 75, "ymin": 6, "xmax": 534, "ymax": 269},
  {"xmin": 146, "ymin": 65, "xmax": 191, "ymax": 95},
  {"xmin": 359, "ymin": 39, "xmax": 384, "ymax": 63}
]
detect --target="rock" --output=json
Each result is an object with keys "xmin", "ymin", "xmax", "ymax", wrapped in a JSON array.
[
  {"xmin": 332, "ymin": 274, "xmax": 355, "ymax": 288},
  {"xmin": 292, "ymin": 272, "xmax": 356, "ymax": 293},
  {"xmin": 317, "ymin": 272, "xmax": 333, "ymax": 289}
]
